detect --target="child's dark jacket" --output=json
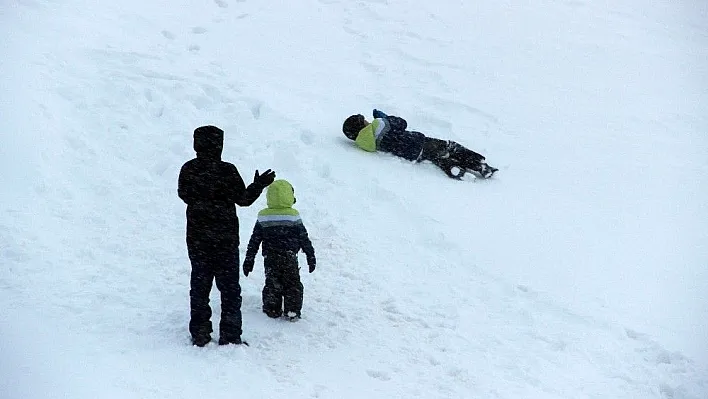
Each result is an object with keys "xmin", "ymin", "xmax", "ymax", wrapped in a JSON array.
[
  {"xmin": 354, "ymin": 110, "xmax": 427, "ymax": 161},
  {"xmin": 244, "ymin": 180, "xmax": 315, "ymax": 266}
]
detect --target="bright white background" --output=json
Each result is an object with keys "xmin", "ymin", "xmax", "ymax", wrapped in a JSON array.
[{"xmin": 1, "ymin": 0, "xmax": 706, "ymax": 398}]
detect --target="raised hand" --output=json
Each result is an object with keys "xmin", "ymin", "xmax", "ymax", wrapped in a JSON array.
[{"xmin": 253, "ymin": 169, "xmax": 276, "ymax": 189}]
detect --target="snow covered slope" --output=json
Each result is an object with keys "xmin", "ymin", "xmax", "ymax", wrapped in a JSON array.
[{"xmin": 1, "ymin": 0, "xmax": 707, "ymax": 398}]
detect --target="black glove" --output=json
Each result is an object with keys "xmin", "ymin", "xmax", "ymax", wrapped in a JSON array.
[
  {"xmin": 253, "ymin": 169, "xmax": 275, "ymax": 189},
  {"xmin": 373, "ymin": 109, "xmax": 388, "ymax": 119},
  {"xmin": 307, "ymin": 257, "xmax": 316, "ymax": 273},
  {"xmin": 243, "ymin": 258, "xmax": 255, "ymax": 277}
]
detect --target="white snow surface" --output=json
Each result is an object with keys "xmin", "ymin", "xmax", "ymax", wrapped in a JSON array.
[{"xmin": 2, "ymin": 0, "xmax": 708, "ymax": 398}]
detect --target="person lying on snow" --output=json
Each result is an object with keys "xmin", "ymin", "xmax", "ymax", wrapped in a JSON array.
[
  {"xmin": 342, "ymin": 109, "xmax": 498, "ymax": 179},
  {"xmin": 242, "ymin": 179, "xmax": 316, "ymax": 321}
]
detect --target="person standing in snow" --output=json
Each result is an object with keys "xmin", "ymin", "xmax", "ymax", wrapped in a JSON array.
[
  {"xmin": 242, "ymin": 179, "xmax": 316, "ymax": 321},
  {"xmin": 342, "ymin": 109, "xmax": 498, "ymax": 179},
  {"xmin": 178, "ymin": 125, "xmax": 275, "ymax": 347}
]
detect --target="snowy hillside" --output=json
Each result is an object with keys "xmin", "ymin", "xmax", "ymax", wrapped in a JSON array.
[{"xmin": 1, "ymin": 0, "xmax": 707, "ymax": 398}]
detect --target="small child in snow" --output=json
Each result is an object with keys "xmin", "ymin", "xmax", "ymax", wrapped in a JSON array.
[
  {"xmin": 342, "ymin": 109, "xmax": 498, "ymax": 179},
  {"xmin": 242, "ymin": 179, "xmax": 316, "ymax": 321}
]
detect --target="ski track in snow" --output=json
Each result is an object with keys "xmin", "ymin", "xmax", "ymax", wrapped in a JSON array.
[{"xmin": 1, "ymin": 0, "xmax": 707, "ymax": 398}]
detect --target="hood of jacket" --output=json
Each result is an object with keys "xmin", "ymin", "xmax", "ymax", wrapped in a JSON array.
[
  {"xmin": 266, "ymin": 179, "xmax": 295, "ymax": 209},
  {"xmin": 193, "ymin": 125, "xmax": 224, "ymax": 159}
]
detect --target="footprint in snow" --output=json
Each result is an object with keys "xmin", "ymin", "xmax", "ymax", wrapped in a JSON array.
[
  {"xmin": 249, "ymin": 101, "xmax": 262, "ymax": 119},
  {"xmin": 366, "ymin": 369, "xmax": 392, "ymax": 381}
]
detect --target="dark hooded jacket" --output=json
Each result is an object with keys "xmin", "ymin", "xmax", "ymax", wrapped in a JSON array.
[
  {"xmin": 244, "ymin": 180, "xmax": 315, "ymax": 264},
  {"xmin": 178, "ymin": 126, "xmax": 264, "ymax": 246},
  {"xmin": 350, "ymin": 113, "xmax": 427, "ymax": 162},
  {"xmin": 377, "ymin": 115, "xmax": 427, "ymax": 161}
]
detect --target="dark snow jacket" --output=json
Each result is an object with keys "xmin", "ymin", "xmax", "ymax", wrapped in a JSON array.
[
  {"xmin": 244, "ymin": 180, "xmax": 315, "ymax": 266},
  {"xmin": 178, "ymin": 126, "xmax": 264, "ymax": 246},
  {"xmin": 354, "ymin": 112, "xmax": 427, "ymax": 162}
]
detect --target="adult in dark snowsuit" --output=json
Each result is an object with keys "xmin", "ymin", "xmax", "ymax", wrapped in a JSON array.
[{"xmin": 178, "ymin": 125, "xmax": 275, "ymax": 347}]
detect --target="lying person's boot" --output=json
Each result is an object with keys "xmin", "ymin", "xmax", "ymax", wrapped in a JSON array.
[
  {"xmin": 480, "ymin": 164, "xmax": 498, "ymax": 178},
  {"xmin": 433, "ymin": 158, "xmax": 466, "ymax": 179}
]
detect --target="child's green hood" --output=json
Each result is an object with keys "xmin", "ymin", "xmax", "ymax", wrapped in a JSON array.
[{"xmin": 266, "ymin": 179, "xmax": 295, "ymax": 209}]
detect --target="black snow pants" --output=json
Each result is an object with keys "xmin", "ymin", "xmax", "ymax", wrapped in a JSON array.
[
  {"xmin": 187, "ymin": 238, "xmax": 242, "ymax": 341},
  {"xmin": 419, "ymin": 138, "xmax": 487, "ymax": 178},
  {"xmin": 262, "ymin": 252, "xmax": 303, "ymax": 318}
]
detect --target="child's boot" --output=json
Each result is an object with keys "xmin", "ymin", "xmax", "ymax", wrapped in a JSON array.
[
  {"xmin": 285, "ymin": 311, "xmax": 301, "ymax": 322},
  {"xmin": 263, "ymin": 307, "xmax": 283, "ymax": 318},
  {"xmin": 433, "ymin": 158, "xmax": 466, "ymax": 179},
  {"xmin": 479, "ymin": 163, "xmax": 498, "ymax": 178}
]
